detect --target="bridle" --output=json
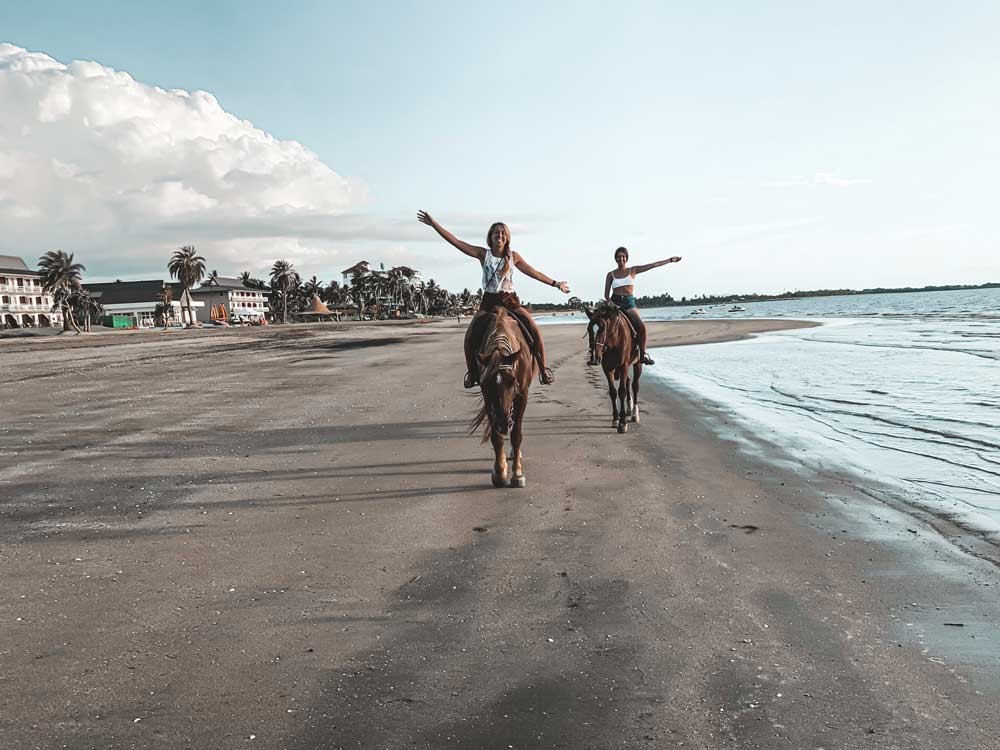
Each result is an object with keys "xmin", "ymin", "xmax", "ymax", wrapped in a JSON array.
[
  {"xmin": 593, "ymin": 325, "xmax": 608, "ymax": 359},
  {"xmin": 592, "ymin": 308, "xmax": 622, "ymax": 360}
]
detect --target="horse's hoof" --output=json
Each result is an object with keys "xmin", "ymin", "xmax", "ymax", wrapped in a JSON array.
[
  {"xmin": 617, "ymin": 422, "xmax": 627, "ymax": 434},
  {"xmin": 510, "ymin": 475, "xmax": 526, "ymax": 488},
  {"xmin": 491, "ymin": 472, "xmax": 507, "ymax": 488}
]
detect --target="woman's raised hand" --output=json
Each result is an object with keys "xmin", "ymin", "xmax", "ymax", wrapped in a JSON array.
[
  {"xmin": 557, "ymin": 281, "xmax": 570, "ymax": 293},
  {"xmin": 669, "ymin": 256, "xmax": 682, "ymax": 263},
  {"xmin": 417, "ymin": 210, "xmax": 434, "ymax": 226}
]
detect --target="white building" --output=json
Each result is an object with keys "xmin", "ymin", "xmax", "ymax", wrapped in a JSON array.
[
  {"xmin": 190, "ymin": 277, "xmax": 269, "ymax": 323},
  {"xmin": 0, "ymin": 255, "xmax": 63, "ymax": 329},
  {"xmin": 341, "ymin": 261, "xmax": 371, "ymax": 287}
]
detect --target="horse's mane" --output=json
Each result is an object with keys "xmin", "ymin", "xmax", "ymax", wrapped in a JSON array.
[
  {"xmin": 470, "ymin": 308, "xmax": 533, "ymax": 440},
  {"xmin": 590, "ymin": 300, "xmax": 628, "ymax": 334}
]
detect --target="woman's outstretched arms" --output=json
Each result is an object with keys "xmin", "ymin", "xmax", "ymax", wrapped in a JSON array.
[
  {"xmin": 512, "ymin": 252, "xmax": 570, "ymax": 293},
  {"xmin": 632, "ymin": 256, "xmax": 682, "ymax": 274},
  {"xmin": 604, "ymin": 272, "xmax": 613, "ymax": 301},
  {"xmin": 417, "ymin": 211, "xmax": 486, "ymax": 260}
]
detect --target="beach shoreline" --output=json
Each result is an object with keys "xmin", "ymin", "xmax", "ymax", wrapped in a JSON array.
[{"xmin": 2, "ymin": 319, "xmax": 996, "ymax": 748}]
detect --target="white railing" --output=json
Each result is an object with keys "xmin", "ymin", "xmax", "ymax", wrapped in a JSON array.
[
  {"xmin": 0, "ymin": 304, "xmax": 51, "ymax": 313},
  {"xmin": 0, "ymin": 284, "xmax": 41, "ymax": 294}
]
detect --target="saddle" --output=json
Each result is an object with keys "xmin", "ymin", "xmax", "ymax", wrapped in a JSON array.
[{"xmin": 618, "ymin": 308, "xmax": 639, "ymax": 340}]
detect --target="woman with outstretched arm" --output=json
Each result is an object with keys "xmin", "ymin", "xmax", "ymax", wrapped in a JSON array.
[
  {"xmin": 418, "ymin": 210, "xmax": 570, "ymax": 387},
  {"xmin": 605, "ymin": 246, "xmax": 682, "ymax": 365}
]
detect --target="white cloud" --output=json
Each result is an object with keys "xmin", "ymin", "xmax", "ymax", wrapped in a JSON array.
[
  {"xmin": 763, "ymin": 172, "xmax": 872, "ymax": 188},
  {"xmin": 0, "ymin": 43, "xmax": 380, "ymax": 278}
]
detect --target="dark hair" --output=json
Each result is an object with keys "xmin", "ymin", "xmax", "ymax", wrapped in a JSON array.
[{"xmin": 614, "ymin": 246, "xmax": 629, "ymax": 260}]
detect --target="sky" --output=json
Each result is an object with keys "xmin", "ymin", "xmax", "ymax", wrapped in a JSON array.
[{"xmin": 1, "ymin": 1, "xmax": 998, "ymax": 302}]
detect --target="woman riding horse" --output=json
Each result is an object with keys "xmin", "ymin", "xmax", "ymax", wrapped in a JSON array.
[
  {"xmin": 605, "ymin": 246, "xmax": 682, "ymax": 365},
  {"xmin": 417, "ymin": 210, "xmax": 570, "ymax": 387}
]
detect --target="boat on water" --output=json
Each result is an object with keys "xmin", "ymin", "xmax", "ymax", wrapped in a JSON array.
[
  {"xmin": 690, "ymin": 308, "xmax": 707, "ymax": 315},
  {"xmin": 728, "ymin": 305, "xmax": 747, "ymax": 312}
]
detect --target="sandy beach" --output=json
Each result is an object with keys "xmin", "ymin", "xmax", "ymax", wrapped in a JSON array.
[{"xmin": 2, "ymin": 319, "xmax": 997, "ymax": 749}]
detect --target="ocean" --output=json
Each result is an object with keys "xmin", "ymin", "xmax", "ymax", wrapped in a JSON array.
[{"xmin": 539, "ymin": 287, "xmax": 1000, "ymax": 547}]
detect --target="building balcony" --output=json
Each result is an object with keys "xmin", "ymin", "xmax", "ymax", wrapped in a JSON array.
[
  {"xmin": 1, "ymin": 304, "xmax": 51, "ymax": 313},
  {"xmin": 0, "ymin": 284, "xmax": 40, "ymax": 294}
]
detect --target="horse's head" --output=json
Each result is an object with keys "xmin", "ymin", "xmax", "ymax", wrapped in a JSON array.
[
  {"xmin": 589, "ymin": 301, "xmax": 616, "ymax": 360},
  {"xmin": 475, "ymin": 309, "xmax": 530, "ymax": 437}
]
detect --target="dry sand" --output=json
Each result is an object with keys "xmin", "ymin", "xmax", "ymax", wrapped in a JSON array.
[{"xmin": 1, "ymin": 319, "xmax": 997, "ymax": 749}]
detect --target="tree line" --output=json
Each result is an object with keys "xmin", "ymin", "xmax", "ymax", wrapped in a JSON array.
[{"xmin": 528, "ymin": 282, "xmax": 1000, "ymax": 311}]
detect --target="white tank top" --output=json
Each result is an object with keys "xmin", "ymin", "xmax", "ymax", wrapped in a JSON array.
[
  {"xmin": 482, "ymin": 251, "xmax": 514, "ymax": 293},
  {"xmin": 610, "ymin": 272, "xmax": 633, "ymax": 291}
]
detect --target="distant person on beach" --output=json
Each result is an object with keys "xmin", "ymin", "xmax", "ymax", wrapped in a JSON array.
[
  {"xmin": 605, "ymin": 247, "xmax": 682, "ymax": 365},
  {"xmin": 417, "ymin": 210, "xmax": 570, "ymax": 387}
]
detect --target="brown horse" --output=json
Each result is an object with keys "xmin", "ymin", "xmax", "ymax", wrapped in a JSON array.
[
  {"xmin": 467, "ymin": 307, "xmax": 534, "ymax": 487},
  {"xmin": 588, "ymin": 304, "xmax": 642, "ymax": 433}
]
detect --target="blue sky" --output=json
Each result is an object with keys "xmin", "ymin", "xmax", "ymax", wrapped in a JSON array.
[{"xmin": 2, "ymin": 1, "xmax": 998, "ymax": 301}]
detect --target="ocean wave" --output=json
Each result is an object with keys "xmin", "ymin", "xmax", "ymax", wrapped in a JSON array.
[{"xmin": 645, "ymin": 305, "xmax": 1000, "ymax": 545}]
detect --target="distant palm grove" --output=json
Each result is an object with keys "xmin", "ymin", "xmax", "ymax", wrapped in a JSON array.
[{"xmin": 240, "ymin": 261, "xmax": 484, "ymax": 321}]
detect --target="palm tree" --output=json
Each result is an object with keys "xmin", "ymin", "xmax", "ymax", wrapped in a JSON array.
[
  {"xmin": 155, "ymin": 283, "xmax": 174, "ymax": 329},
  {"xmin": 350, "ymin": 269, "xmax": 372, "ymax": 319},
  {"xmin": 38, "ymin": 250, "xmax": 86, "ymax": 332},
  {"xmin": 239, "ymin": 271, "xmax": 269, "ymax": 291},
  {"xmin": 370, "ymin": 271, "xmax": 392, "ymax": 318},
  {"xmin": 303, "ymin": 276, "xmax": 323, "ymax": 298},
  {"xmin": 70, "ymin": 288, "xmax": 102, "ymax": 332},
  {"xmin": 49, "ymin": 287, "xmax": 79, "ymax": 332},
  {"xmin": 322, "ymin": 279, "xmax": 345, "ymax": 307},
  {"xmin": 167, "ymin": 245, "xmax": 206, "ymax": 326},
  {"xmin": 270, "ymin": 259, "xmax": 299, "ymax": 324},
  {"xmin": 203, "ymin": 269, "xmax": 221, "ymax": 322}
]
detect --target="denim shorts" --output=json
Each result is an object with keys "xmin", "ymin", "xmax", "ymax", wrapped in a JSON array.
[{"xmin": 611, "ymin": 294, "xmax": 636, "ymax": 311}]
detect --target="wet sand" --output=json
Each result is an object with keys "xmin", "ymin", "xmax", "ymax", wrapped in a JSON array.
[{"xmin": 1, "ymin": 319, "xmax": 997, "ymax": 749}]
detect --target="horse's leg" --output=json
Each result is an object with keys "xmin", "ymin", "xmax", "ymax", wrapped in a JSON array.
[
  {"xmin": 631, "ymin": 362, "xmax": 642, "ymax": 423},
  {"xmin": 605, "ymin": 368, "xmax": 619, "ymax": 426},
  {"xmin": 490, "ymin": 429, "xmax": 508, "ymax": 488},
  {"xmin": 509, "ymin": 395, "xmax": 527, "ymax": 488},
  {"xmin": 587, "ymin": 323, "xmax": 598, "ymax": 365},
  {"xmin": 617, "ymin": 367, "xmax": 630, "ymax": 433}
]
